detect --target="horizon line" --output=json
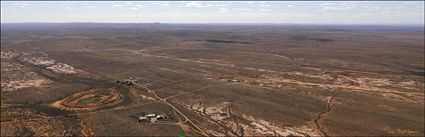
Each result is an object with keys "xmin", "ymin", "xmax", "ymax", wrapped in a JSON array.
[{"xmin": 1, "ymin": 22, "xmax": 424, "ymax": 26}]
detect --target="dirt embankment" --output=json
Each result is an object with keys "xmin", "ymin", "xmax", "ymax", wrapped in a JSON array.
[{"xmin": 51, "ymin": 88, "xmax": 122, "ymax": 112}]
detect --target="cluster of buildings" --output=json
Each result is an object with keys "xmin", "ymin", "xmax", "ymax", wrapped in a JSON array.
[
  {"xmin": 138, "ymin": 113, "xmax": 167, "ymax": 123},
  {"xmin": 116, "ymin": 77, "xmax": 153, "ymax": 87},
  {"xmin": 116, "ymin": 77, "xmax": 138, "ymax": 86},
  {"xmin": 227, "ymin": 79, "xmax": 240, "ymax": 82}
]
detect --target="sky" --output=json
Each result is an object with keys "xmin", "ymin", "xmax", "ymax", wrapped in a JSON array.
[{"xmin": 1, "ymin": 1, "xmax": 424, "ymax": 24}]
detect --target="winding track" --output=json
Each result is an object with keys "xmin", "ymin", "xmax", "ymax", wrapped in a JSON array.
[{"xmin": 313, "ymin": 97, "xmax": 334, "ymax": 137}]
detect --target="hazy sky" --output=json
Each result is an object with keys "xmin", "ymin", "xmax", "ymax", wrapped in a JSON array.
[{"xmin": 1, "ymin": 1, "xmax": 424, "ymax": 24}]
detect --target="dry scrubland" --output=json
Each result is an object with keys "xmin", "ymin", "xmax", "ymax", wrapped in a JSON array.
[{"xmin": 1, "ymin": 23, "xmax": 424, "ymax": 136}]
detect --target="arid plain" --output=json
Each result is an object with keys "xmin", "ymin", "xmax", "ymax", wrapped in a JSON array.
[{"xmin": 1, "ymin": 23, "xmax": 424, "ymax": 136}]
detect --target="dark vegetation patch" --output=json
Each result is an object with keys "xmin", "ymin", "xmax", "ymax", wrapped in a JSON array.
[
  {"xmin": 196, "ymin": 39, "xmax": 251, "ymax": 44},
  {"xmin": 291, "ymin": 35, "xmax": 334, "ymax": 42}
]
